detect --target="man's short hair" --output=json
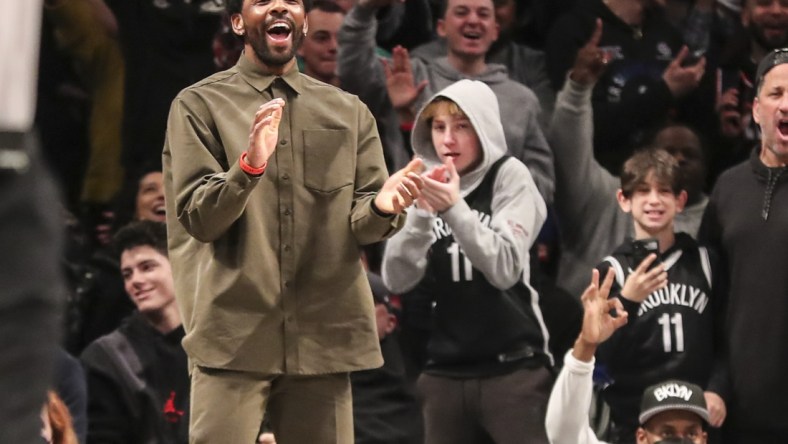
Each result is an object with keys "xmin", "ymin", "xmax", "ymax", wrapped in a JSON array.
[
  {"xmin": 113, "ymin": 220, "xmax": 168, "ymax": 261},
  {"xmin": 639, "ymin": 380, "xmax": 710, "ymax": 426},
  {"xmin": 620, "ymin": 148, "xmax": 682, "ymax": 198},
  {"xmin": 226, "ymin": 0, "xmax": 313, "ymax": 15},
  {"xmin": 226, "ymin": 0, "xmax": 243, "ymax": 15},
  {"xmin": 755, "ymin": 48, "xmax": 788, "ymax": 94},
  {"xmin": 311, "ymin": 0, "xmax": 345, "ymax": 14}
]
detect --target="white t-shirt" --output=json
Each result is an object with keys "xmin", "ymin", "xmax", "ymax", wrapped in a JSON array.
[{"xmin": 545, "ymin": 351, "xmax": 610, "ymax": 444}]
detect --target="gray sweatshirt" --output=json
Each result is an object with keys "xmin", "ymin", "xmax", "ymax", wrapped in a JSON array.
[
  {"xmin": 382, "ymin": 79, "xmax": 546, "ymax": 301},
  {"xmin": 338, "ymin": 4, "xmax": 555, "ymax": 203},
  {"xmin": 410, "ymin": 37, "xmax": 556, "ymax": 131}
]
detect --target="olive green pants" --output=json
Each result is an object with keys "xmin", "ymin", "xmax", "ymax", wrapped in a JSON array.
[{"xmin": 189, "ymin": 367, "xmax": 353, "ymax": 444}]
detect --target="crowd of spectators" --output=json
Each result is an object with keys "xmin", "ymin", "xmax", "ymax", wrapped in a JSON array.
[{"xmin": 10, "ymin": 0, "xmax": 788, "ymax": 442}]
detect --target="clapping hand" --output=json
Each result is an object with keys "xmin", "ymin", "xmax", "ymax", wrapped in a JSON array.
[
  {"xmin": 418, "ymin": 158, "xmax": 461, "ymax": 214},
  {"xmin": 374, "ymin": 158, "xmax": 426, "ymax": 214},
  {"xmin": 246, "ymin": 98, "xmax": 285, "ymax": 168}
]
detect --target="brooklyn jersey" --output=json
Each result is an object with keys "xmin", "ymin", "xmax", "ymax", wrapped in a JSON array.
[
  {"xmin": 595, "ymin": 233, "xmax": 722, "ymax": 441},
  {"xmin": 414, "ymin": 157, "xmax": 550, "ymax": 376}
]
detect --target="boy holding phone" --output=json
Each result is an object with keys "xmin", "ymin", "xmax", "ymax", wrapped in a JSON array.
[{"xmin": 593, "ymin": 149, "xmax": 728, "ymax": 444}]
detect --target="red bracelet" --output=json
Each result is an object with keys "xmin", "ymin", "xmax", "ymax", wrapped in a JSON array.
[
  {"xmin": 239, "ymin": 152, "xmax": 267, "ymax": 175},
  {"xmin": 399, "ymin": 121, "xmax": 414, "ymax": 132}
]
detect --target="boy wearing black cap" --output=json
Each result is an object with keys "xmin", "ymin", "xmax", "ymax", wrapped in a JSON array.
[
  {"xmin": 700, "ymin": 48, "xmax": 788, "ymax": 442},
  {"xmin": 546, "ymin": 269, "xmax": 709, "ymax": 444}
]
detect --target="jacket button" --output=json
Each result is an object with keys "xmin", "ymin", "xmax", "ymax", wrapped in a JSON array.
[{"xmin": 279, "ymin": 139, "xmax": 287, "ymax": 146}]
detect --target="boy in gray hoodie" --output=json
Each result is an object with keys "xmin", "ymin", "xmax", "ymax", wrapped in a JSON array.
[
  {"xmin": 338, "ymin": 0, "xmax": 554, "ymax": 203},
  {"xmin": 382, "ymin": 79, "xmax": 552, "ymax": 443}
]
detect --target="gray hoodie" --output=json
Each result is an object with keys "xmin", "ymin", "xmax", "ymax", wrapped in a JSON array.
[
  {"xmin": 338, "ymin": 4, "xmax": 555, "ymax": 203},
  {"xmin": 382, "ymin": 79, "xmax": 547, "ymax": 300}
]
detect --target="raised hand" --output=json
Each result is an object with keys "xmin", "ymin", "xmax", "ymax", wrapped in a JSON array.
[
  {"xmin": 570, "ymin": 18, "xmax": 608, "ymax": 86},
  {"xmin": 718, "ymin": 88, "xmax": 744, "ymax": 138},
  {"xmin": 419, "ymin": 158, "xmax": 460, "ymax": 213},
  {"xmin": 663, "ymin": 46, "xmax": 706, "ymax": 98},
  {"xmin": 573, "ymin": 269, "xmax": 629, "ymax": 362},
  {"xmin": 382, "ymin": 46, "xmax": 428, "ymax": 120},
  {"xmin": 620, "ymin": 254, "xmax": 667, "ymax": 303},
  {"xmin": 247, "ymin": 98, "xmax": 285, "ymax": 168},
  {"xmin": 374, "ymin": 158, "xmax": 426, "ymax": 214}
]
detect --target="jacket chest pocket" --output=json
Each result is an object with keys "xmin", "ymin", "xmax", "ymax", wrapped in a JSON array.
[{"xmin": 302, "ymin": 129, "xmax": 354, "ymax": 193}]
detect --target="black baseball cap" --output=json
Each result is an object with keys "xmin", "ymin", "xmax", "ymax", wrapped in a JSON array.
[
  {"xmin": 639, "ymin": 380, "xmax": 710, "ymax": 426},
  {"xmin": 755, "ymin": 48, "xmax": 788, "ymax": 92}
]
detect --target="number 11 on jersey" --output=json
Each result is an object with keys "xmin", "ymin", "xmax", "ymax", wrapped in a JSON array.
[
  {"xmin": 447, "ymin": 242, "xmax": 473, "ymax": 282},
  {"xmin": 657, "ymin": 313, "xmax": 685, "ymax": 353}
]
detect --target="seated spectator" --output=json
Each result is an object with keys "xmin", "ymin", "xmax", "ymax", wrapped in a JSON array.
[
  {"xmin": 382, "ymin": 79, "xmax": 551, "ymax": 443},
  {"xmin": 549, "ymin": 23, "xmax": 709, "ymax": 298},
  {"xmin": 64, "ymin": 164, "xmax": 165, "ymax": 355},
  {"xmin": 545, "ymin": 269, "xmax": 712, "ymax": 444},
  {"xmin": 81, "ymin": 221, "xmax": 188, "ymax": 444}
]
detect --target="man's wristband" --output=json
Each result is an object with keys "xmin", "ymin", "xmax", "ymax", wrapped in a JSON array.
[
  {"xmin": 399, "ymin": 121, "xmax": 414, "ymax": 132},
  {"xmin": 240, "ymin": 152, "xmax": 267, "ymax": 176},
  {"xmin": 370, "ymin": 194, "xmax": 394, "ymax": 218}
]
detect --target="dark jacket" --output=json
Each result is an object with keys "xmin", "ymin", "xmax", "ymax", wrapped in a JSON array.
[
  {"xmin": 700, "ymin": 148, "xmax": 788, "ymax": 437},
  {"xmin": 81, "ymin": 313, "xmax": 189, "ymax": 444},
  {"xmin": 595, "ymin": 233, "xmax": 727, "ymax": 442}
]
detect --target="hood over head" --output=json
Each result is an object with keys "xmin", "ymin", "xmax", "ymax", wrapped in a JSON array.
[{"xmin": 411, "ymin": 79, "xmax": 508, "ymax": 195}]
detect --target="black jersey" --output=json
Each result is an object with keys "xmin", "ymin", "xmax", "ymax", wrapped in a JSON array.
[
  {"xmin": 595, "ymin": 233, "xmax": 723, "ymax": 443},
  {"xmin": 413, "ymin": 157, "xmax": 551, "ymax": 378}
]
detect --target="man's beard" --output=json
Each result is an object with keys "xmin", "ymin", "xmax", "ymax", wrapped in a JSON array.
[
  {"xmin": 249, "ymin": 21, "xmax": 306, "ymax": 67},
  {"xmin": 750, "ymin": 24, "xmax": 788, "ymax": 51}
]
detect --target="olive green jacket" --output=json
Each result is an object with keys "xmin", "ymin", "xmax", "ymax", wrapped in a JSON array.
[{"xmin": 163, "ymin": 55, "xmax": 405, "ymax": 374}]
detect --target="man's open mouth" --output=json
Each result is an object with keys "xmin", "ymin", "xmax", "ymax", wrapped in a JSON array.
[
  {"xmin": 778, "ymin": 120, "xmax": 788, "ymax": 137},
  {"xmin": 266, "ymin": 21, "xmax": 292, "ymax": 42},
  {"xmin": 461, "ymin": 28, "xmax": 482, "ymax": 40}
]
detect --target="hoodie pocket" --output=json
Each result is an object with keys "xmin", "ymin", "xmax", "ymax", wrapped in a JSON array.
[{"xmin": 303, "ymin": 129, "xmax": 354, "ymax": 193}]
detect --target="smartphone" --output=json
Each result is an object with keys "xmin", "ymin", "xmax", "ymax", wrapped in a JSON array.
[{"xmin": 632, "ymin": 238, "xmax": 660, "ymax": 269}]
